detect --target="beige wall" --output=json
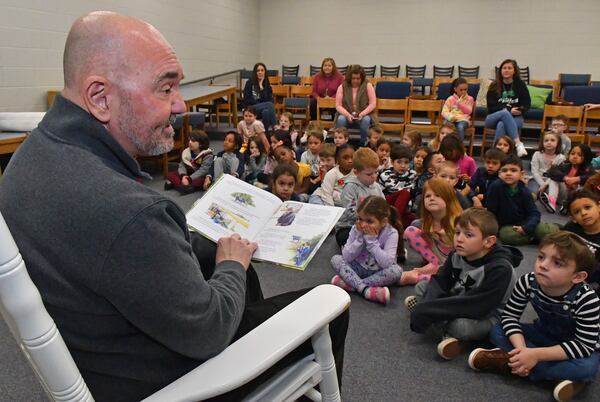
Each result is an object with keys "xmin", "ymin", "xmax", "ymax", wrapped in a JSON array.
[
  {"xmin": 0, "ymin": 0, "xmax": 259, "ymax": 112},
  {"xmin": 259, "ymin": 0, "xmax": 600, "ymax": 80}
]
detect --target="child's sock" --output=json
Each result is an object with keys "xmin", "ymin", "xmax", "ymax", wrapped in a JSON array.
[
  {"xmin": 363, "ymin": 286, "xmax": 390, "ymax": 305},
  {"xmin": 331, "ymin": 275, "xmax": 354, "ymax": 292}
]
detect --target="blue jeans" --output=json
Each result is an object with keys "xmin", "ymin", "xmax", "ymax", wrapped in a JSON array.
[
  {"xmin": 485, "ymin": 109, "xmax": 523, "ymax": 142},
  {"xmin": 490, "ymin": 324, "xmax": 599, "ymax": 382},
  {"xmin": 446, "ymin": 120, "xmax": 468, "ymax": 141},
  {"xmin": 252, "ymin": 101, "xmax": 276, "ymax": 130},
  {"xmin": 336, "ymin": 115, "xmax": 372, "ymax": 145}
]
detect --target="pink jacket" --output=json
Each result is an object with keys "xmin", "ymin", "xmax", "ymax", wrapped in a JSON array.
[{"xmin": 442, "ymin": 94, "xmax": 474, "ymax": 123}]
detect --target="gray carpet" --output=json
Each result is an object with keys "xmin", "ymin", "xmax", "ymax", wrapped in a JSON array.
[{"xmin": 1, "ymin": 139, "xmax": 598, "ymax": 401}]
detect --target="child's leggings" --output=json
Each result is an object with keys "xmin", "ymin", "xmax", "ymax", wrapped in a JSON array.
[
  {"xmin": 330, "ymin": 255, "xmax": 402, "ymax": 293},
  {"xmin": 403, "ymin": 226, "xmax": 442, "ymax": 267}
]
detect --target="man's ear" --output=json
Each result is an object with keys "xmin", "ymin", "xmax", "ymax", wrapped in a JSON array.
[
  {"xmin": 81, "ymin": 75, "xmax": 111, "ymax": 124},
  {"xmin": 572, "ymin": 270, "xmax": 588, "ymax": 285}
]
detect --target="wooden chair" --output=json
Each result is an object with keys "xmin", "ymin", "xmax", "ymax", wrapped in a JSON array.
[
  {"xmin": 530, "ymin": 79, "xmax": 560, "ymax": 103},
  {"xmin": 540, "ymin": 104, "xmax": 584, "ymax": 143},
  {"xmin": 380, "ymin": 65, "xmax": 401, "ymax": 77},
  {"xmin": 300, "ymin": 76, "xmax": 313, "ymax": 86},
  {"xmin": 0, "ymin": 208, "xmax": 350, "ymax": 402},
  {"xmin": 458, "ymin": 66, "xmax": 479, "ymax": 78},
  {"xmin": 309, "ymin": 65, "xmax": 321, "ymax": 76},
  {"xmin": 376, "ymin": 98, "xmax": 408, "ymax": 137},
  {"xmin": 583, "ymin": 106, "xmax": 600, "ymax": 149},
  {"xmin": 316, "ymin": 97, "xmax": 337, "ymax": 129},
  {"xmin": 271, "ymin": 85, "xmax": 289, "ymax": 115},
  {"xmin": 404, "ymin": 99, "xmax": 443, "ymax": 140},
  {"xmin": 431, "ymin": 77, "xmax": 453, "ymax": 100},
  {"xmin": 433, "ymin": 65, "xmax": 454, "ymax": 78},
  {"xmin": 282, "ymin": 65, "xmax": 299, "ymax": 77},
  {"xmin": 268, "ymin": 76, "xmax": 281, "ymax": 86},
  {"xmin": 285, "ymin": 86, "xmax": 312, "ymax": 125}
]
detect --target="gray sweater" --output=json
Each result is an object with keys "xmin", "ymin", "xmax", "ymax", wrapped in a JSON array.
[
  {"xmin": 0, "ymin": 94, "xmax": 247, "ymax": 401},
  {"xmin": 335, "ymin": 175, "xmax": 384, "ymax": 230}
]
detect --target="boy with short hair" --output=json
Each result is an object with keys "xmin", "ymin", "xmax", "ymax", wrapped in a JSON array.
[
  {"xmin": 332, "ymin": 127, "xmax": 349, "ymax": 147},
  {"xmin": 469, "ymin": 231, "xmax": 600, "ymax": 402},
  {"xmin": 550, "ymin": 114, "xmax": 572, "ymax": 156},
  {"xmin": 366, "ymin": 125, "xmax": 384, "ymax": 151},
  {"xmin": 378, "ymin": 144, "xmax": 417, "ymax": 227},
  {"xmin": 470, "ymin": 148, "xmax": 504, "ymax": 207},
  {"xmin": 335, "ymin": 147, "xmax": 384, "ymax": 246},
  {"xmin": 485, "ymin": 155, "xmax": 559, "ymax": 245},
  {"xmin": 406, "ymin": 208, "xmax": 523, "ymax": 360},
  {"xmin": 311, "ymin": 143, "xmax": 337, "ymax": 187},
  {"xmin": 563, "ymin": 189, "xmax": 600, "ymax": 293}
]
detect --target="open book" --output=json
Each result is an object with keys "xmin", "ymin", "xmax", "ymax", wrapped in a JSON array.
[{"xmin": 186, "ymin": 174, "xmax": 344, "ymax": 270}]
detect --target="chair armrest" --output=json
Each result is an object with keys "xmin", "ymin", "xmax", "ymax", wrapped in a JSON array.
[{"xmin": 143, "ymin": 284, "xmax": 350, "ymax": 402}]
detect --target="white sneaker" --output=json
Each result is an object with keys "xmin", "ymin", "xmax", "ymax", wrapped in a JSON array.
[{"xmin": 516, "ymin": 142, "xmax": 528, "ymax": 157}]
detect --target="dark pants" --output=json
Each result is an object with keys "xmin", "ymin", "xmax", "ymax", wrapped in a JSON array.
[
  {"xmin": 190, "ymin": 233, "xmax": 349, "ymax": 401},
  {"xmin": 166, "ymin": 171, "xmax": 205, "ymax": 190}
]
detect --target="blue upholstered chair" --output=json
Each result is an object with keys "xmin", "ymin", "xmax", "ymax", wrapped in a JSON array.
[
  {"xmin": 563, "ymin": 86, "xmax": 600, "ymax": 106},
  {"xmin": 375, "ymin": 81, "xmax": 412, "ymax": 100},
  {"xmin": 282, "ymin": 65, "xmax": 300, "ymax": 77}
]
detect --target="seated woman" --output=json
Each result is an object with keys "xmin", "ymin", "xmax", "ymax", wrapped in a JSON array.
[
  {"xmin": 310, "ymin": 57, "xmax": 344, "ymax": 119},
  {"xmin": 485, "ymin": 59, "xmax": 530, "ymax": 157},
  {"xmin": 242, "ymin": 62, "xmax": 277, "ymax": 130},
  {"xmin": 334, "ymin": 65, "xmax": 378, "ymax": 146}
]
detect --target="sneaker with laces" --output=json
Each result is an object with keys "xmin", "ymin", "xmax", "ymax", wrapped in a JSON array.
[
  {"xmin": 363, "ymin": 286, "xmax": 390, "ymax": 305},
  {"xmin": 539, "ymin": 191, "xmax": 556, "ymax": 213},
  {"xmin": 164, "ymin": 180, "xmax": 174, "ymax": 191},
  {"xmin": 559, "ymin": 204, "xmax": 569, "ymax": 216},
  {"xmin": 404, "ymin": 295, "xmax": 418, "ymax": 311},
  {"xmin": 468, "ymin": 348, "xmax": 511, "ymax": 374},
  {"xmin": 516, "ymin": 141, "xmax": 528, "ymax": 157},
  {"xmin": 437, "ymin": 337, "xmax": 469, "ymax": 360},
  {"xmin": 331, "ymin": 275, "xmax": 354, "ymax": 292},
  {"xmin": 553, "ymin": 380, "xmax": 585, "ymax": 402}
]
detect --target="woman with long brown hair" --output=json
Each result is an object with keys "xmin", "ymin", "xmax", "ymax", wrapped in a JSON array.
[{"xmin": 485, "ymin": 59, "xmax": 531, "ymax": 157}]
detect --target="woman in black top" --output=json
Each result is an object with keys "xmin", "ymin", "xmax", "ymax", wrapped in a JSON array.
[
  {"xmin": 485, "ymin": 59, "xmax": 531, "ymax": 157},
  {"xmin": 242, "ymin": 62, "xmax": 276, "ymax": 130}
]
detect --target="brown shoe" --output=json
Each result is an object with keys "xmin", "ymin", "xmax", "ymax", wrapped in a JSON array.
[
  {"xmin": 437, "ymin": 337, "xmax": 468, "ymax": 360},
  {"xmin": 468, "ymin": 348, "xmax": 510, "ymax": 374},
  {"xmin": 553, "ymin": 380, "xmax": 585, "ymax": 402}
]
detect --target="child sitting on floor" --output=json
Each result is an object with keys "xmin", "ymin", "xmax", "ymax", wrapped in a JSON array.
[
  {"xmin": 402, "ymin": 130, "xmax": 422, "ymax": 154},
  {"xmin": 469, "ymin": 231, "xmax": 599, "ymax": 402},
  {"xmin": 332, "ymin": 127, "xmax": 349, "ymax": 147},
  {"xmin": 407, "ymin": 208, "xmax": 522, "ymax": 360},
  {"xmin": 273, "ymin": 145, "xmax": 311, "ymax": 196},
  {"xmin": 335, "ymin": 147, "xmax": 384, "ymax": 247},
  {"xmin": 549, "ymin": 114, "xmax": 572, "ymax": 156},
  {"xmin": 366, "ymin": 125, "xmax": 384, "ymax": 151},
  {"xmin": 378, "ymin": 144, "xmax": 417, "ymax": 227},
  {"xmin": 243, "ymin": 135, "xmax": 267, "ymax": 184},
  {"xmin": 485, "ymin": 155, "xmax": 559, "ymax": 245},
  {"xmin": 301, "ymin": 130, "xmax": 324, "ymax": 179},
  {"xmin": 402, "ymin": 178, "xmax": 463, "ymax": 284},
  {"xmin": 237, "ymin": 105, "xmax": 269, "ymax": 153},
  {"xmin": 563, "ymin": 189, "xmax": 600, "ymax": 294},
  {"xmin": 203, "ymin": 131, "xmax": 244, "ymax": 190},
  {"xmin": 330, "ymin": 196, "xmax": 404, "ymax": 305},
  {"xmin": 434, "ymin": 161, "xmax": 473, "ymax": 209},
  {"xmin": 268, "ymin": 163, "xmax": 300, "ymax": 202},
  {"xmin": 413, "ymin": 146, "xmax": 430, "ymax": 176},
  {"xmin": 375, "ymin": 138, "xmax": 392, "ymax": 171},
  {"xmin": 310, "ymin": 144, "xmax": 355, "ymax": 206},
  {"xmin": 494, "ymin": 135, "xmax": 517, "ymax": 157},
  {"xmin": 469, "ymin": 148, "xmax": 504, "ymax": 208},
  {"xmin": 164, "ymin": 129, "xmax": 213, "ymax": 194}
]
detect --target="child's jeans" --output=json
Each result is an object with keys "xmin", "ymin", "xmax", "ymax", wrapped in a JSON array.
[
  {"xmin": 490, "ymin": 324, "xmax": 599, "ymax": 382},
  {"xmin": 308, "ymin": 194, "xmax": 325, "ymax": 205},
  {"xmin": 445, "ymin": 120, "xmax": 469, "ymax": 141},
  {"xmin": 414, "ymin": 281, "xmax": 494, "ymax": 341},
  {"xmin": 331, "ymin": 255, "xmax": 402, "ymax": 294}
]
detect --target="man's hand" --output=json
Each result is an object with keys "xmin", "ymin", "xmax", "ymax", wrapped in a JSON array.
[{"xmin": 215, "ymin": 233, "xmax": 257, "ymax": 271}]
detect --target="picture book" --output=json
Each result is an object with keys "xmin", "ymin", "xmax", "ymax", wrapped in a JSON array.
[{"xmin": 186, "ymin": 174, "xmax": 344, "ymax": 270}]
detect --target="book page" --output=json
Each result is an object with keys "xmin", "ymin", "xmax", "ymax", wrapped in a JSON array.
[
  {"xmin": 253, "ymin": 201, "xmax": 344, "ymax": 270},
  {"xmin": 186, "ymin": 175, "xmax": 281, "ymax": 242}
]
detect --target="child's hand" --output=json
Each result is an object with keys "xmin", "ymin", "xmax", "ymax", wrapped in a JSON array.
[
  {"xmin": 460, "ymin": 173, "xmax": 470, "ymax": 183},
  {"xmin": 251, "ymin": 149, "xmax": 260, "ymax": 158},
  {"xmin": 472, "ymin": 197, "xmax": 483, "ymax": 208},
  {"xmin": 512, "ymin": 226, "xmax": 525, "ymax": 235},
  {"xmin": 539, "ymin": 183, "xmax": 548, "ymax": 193},
  {"xmin": 310, "ymin": 177, "xmax": 321, "ymax": 185},
  {"xmin": 203, "ymin": 177, "xmax": 212, "ymax": 190},
  {"xmin": 508, "ymin": 347, "xmax": 538, "ymax": 376},
  {"xmin": 182, "ymin": 176, "xmax": 190, "ymax": 186},
  {"xmin": 362, "ymin": 225, "xmax": 379, "ymax": 237},
  {"xmin": 564, "ymin": 176, "xmax": 580, "ymax": 186}
]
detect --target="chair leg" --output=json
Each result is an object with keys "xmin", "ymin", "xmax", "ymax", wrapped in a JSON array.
[
  {"xmin": 480, "ymin": 128, "xmax": 488, "ymax": 158},
  {"xmin": 311, "ymin": 325, "xmax": 340, "ymax": 402},
  {"xmin": 467, "ymin": 127, "xmax": 475, "ymax": 157}
]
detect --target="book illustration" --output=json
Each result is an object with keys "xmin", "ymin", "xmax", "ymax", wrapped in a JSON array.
[
  {"xmin": 276, "ymin": 204, "xmax": 302, "ymax": 227},
  {"xmin": 231, "ymin": 192, "xmax": 255, "ymax": 207},
  {"xmin": 207, "ymin": 203, "xmax": 250, "ymax": 231},
  {"xmin": 289, "ymin": 234, "xmax": 322, "ymax": 267}
]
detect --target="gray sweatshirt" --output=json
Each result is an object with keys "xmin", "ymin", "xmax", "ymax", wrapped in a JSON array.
[{"xmin": 335, "ymin": 175, "xmax": 384, "ymax": 230}]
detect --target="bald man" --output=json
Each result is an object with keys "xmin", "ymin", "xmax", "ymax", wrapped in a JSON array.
[{"xmin": 0, "ymin": 11, "xmax": 347, "ymax": 401}]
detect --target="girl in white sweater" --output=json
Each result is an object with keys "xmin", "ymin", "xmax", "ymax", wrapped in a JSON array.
[{"xmin": 309, "ymin": 144, "xmax": 355, "ymax": 206}]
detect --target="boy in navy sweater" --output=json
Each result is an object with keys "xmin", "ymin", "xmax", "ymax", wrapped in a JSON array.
[
  {"xmin": 485, "ymin": 155, "xmax": 558, "ymax": 245},
  {"xmin": 470, "ymin": 148, "xmax": 504, "ymax": 208}
]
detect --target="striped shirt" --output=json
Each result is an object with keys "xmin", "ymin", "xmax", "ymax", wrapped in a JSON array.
[{"xmin": 502, "ymin": 272, "xmax": 600, "ymax": 359}]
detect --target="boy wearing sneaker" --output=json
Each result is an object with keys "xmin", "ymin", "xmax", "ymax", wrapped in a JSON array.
[
  {"xmin": 408, "ymin": 208, "xmax": 523, "ymax": 360},
  {"xmin": 485, "ymin": 155, "xmax": 559, "ymax": 246},
  {"xmin": 469, "ymin": 231, "xmax": 600, "ymax": 402}
]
